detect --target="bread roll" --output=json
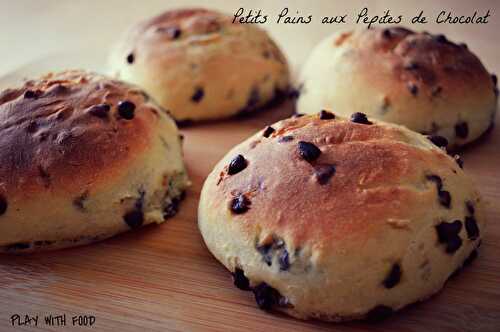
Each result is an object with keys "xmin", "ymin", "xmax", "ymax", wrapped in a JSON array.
[
  {"xmin": 298, "ymin": 27, "xmax": 497, "ymax": 149},
  {"xmin": 109, "ymin": 8, "xmax": 290, "ymax": 123},
  {"xmin": 198, "ymin": 111, "xmax": 484, "ymax": 321},
  {"xmin": 0, "ymin": 70, "xmax": 190, "ymax": 252}
]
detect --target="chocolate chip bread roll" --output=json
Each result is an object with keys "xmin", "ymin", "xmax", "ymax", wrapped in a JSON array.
[
  {"xmin": 298, "ymin": 27, "xmax": 497, "ymax": 149},
  {"xmin": 198, "ymin": 112, "xmax": 484, "ymax": 321},
  {"xmin": 0, "ymin": 70, "xmax": 190, "ymax": 252},
  {"xmin": 109, "ymin": 8, "xmax": 290, "ymax": 123}
]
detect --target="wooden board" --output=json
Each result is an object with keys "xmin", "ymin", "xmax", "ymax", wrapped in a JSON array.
[{"xmin": 1, "ymin": 56, "xmax": 500, "ymax": 332}]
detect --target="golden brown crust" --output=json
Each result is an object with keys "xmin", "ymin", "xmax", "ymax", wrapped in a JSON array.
[
  {"xmin": 0, "ymin": 70, "xmax": 190, "ymax": 252},
  {"xmin": 109, "ymin": 8, "xmax": 290, "ymax": 121},
  {"xmin": 0, "ymin": 70, "xmax": 160, "ymax": 198},
  {"xmin": 199, "ymin": 112, "xmax": 484, "ymax": 320},
  {"xmin": 132, "ymin": 8, "xmax": 231, "ymax": 42},
  {"xmin": 352, "ymin": 28, "xmax": 494, "ymax": 102},
  {"xmin": 125, "ymin": 8, "xmax": 287, "ymax": 65},
  {"xmin": 298, "ymin": 27, "xmax": 497, "ymax": 148},
  {"xmin": 209, "ymin": 114, "xmax": 458, "ymax": 250}
]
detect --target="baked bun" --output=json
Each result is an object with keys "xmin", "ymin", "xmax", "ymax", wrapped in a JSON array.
[
  {"xmin": 198, "ymin": 111, "xmax": 484, "ymax": 321},
  {"xmin": 109, "ymin": 8, "xmax": 290, "ymax": 123},
  {"xmin": 297, "ymin": 27, "xmax": 498, "ymax": 149},
  {"xmin": 0, "ymin": 70, "xmax": 190, "ymax": 253}
]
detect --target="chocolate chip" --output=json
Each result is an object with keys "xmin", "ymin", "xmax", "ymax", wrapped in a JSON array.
[
  {"xmin": 123, "ymin": 210, "xmax": 144, "ymax": 229},
  {"xmin": 191, "ymin": 87, "xmax": 204, "ymax": 103},
  {"xmin": 350, "ymin": 112, "xmax": 372, "ymax": 125},
  {"xmin": 256, "ymin": 237, "xmax": 289, "ymax": 267},
  {"xmin": 88, "ymin": 103, "xmax": 110, "ymax": 118},
  {"xmin": 383, "ymin": 263, "xmax": 401, "ymax": 289},
  {"xmin": 315, "ymin": 164, "xmax": 336, "ymax": 185},
  {"xmin": 382, "ymin": 29, "xmax": 392, "ymax": 39},
  {"xmin": 257, "ymin": 243, "xmax": 273, "ymax": 266},
  {"xmin": 435, "ymin": 34, "xmax": 448, "ymax": 43},
  {"xmin": 163, "ymin": 194, "xmax": 184, "ymax": 219},
  {"xmin": 427, "ymin": 135, "xmax": 448, "ymax": 149},
  {"xmin": 436, "ymin": 220, "xmax": 463, "ymax": 254},
  {"xmin": 454, "ymin": 155, "xmax": 464, "ymax": 169},
  {"xmin": 253, "ymin": 283, "xmax": 281, "ymax": 311},
  {"xmin": 273, "ymin": 86, "xmax": 287, "ymax": 102},
  {"xmin": 0, "ymin": 195, "xmax": 7, "ymax": 216},
  {"xmin": 436, "ymin": 220, "xmax": 462, "ymax": 242},
  {"xmin": 278, "ymin": 135, "xmax": 293, "ymax": 142},
  {"xmin": 292, "ymin": 113, "xmax": 304, "ymax": 118},
  {"xmin": 127, "ymin": 53, "xmax": 134, "ymax": 64},
  {"xmin": 455, "ymin": 122, "xmax": 469, "ymax": 139},
  {"xmin": 230, "ymin": 194, "xmax": 250, "ymax": 214},
  {"xmin": 168, "ymin": 27, "xmax": 181, "ymax": 39},
  {"xmin": 24, "ymin": 90, "xmax": 36, "ymax": 99},
  {"xmin": 227, "ymin": 155, "xmax": 248, "ymax": 175},
  {"xmin": 50, "ymin": 84, "xmax": 68, "ymax": 95},
  {"xmin": 298, "ymin": 141, "xmax": 321, "ymax": 162},
  {"xmin": 404, "ymin": 62, "xmax": 419, "ymax": 70},
  {"xmin": 232, "ymin": 268, "xmax": 251, "ymax": 290},
  {"xmin": 24, "ymin": 90, "xmax": 41, "ymax": 99},
  {"xmin": 466, "ymin": 201, "xmax": 475, "ymax": 215},
  {"xmin": 278, "ymin": 250, "xmax": 290, "ymax": 271},
  {"xmin": 465, "ymin": 216, "xmax": 479, "ymax": 240},
  {"xmin": 438, "ymin": 190, "xmax": 451, "ymax": 208},
  {"xmin": 319, "ymin": 110, "xmax": 335, "ymax": 120},
  {"xmin": 446, "ymin": 236, "xmax": 462, "ymax": 253},
  {"xmin": 426, "ymin": 174, "xmax": 443, "ymax": 191},
  {"xmin": 408, "ymin": 83, "xmax": 418, "ymax": 96},
  {"xmin": 117, "ymin": 100, "xmax": 136, "ymax": 120},
  {"xmin": 366, "ymin": 305, "xmax": 393, "ymax": 322},
  {"xmin": 123, "ymin": 191, "xmax": 145, "ymax": 228},
  {"xmin": 459, "ymin": 43, "xmax": 468, "ymax": 49},
  {"xmin": 492, "ymin": 74, "xmax": 498, "ymax": 86},
  {"xmin": 176, "ymin": 119, "xmax": 193, "ymax": 127},
  {"xmin": 263, "ymin": 126, "xmax": 275, "ymax": 138},
  {"xmin": 273, "ymin": 85, "xmax": 284, "ymax": 98}
]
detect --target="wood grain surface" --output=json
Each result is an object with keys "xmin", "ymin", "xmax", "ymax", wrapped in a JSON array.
[{"xmin": 0, "ymin": 1, "xmax": 499, "ymax": 331}]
